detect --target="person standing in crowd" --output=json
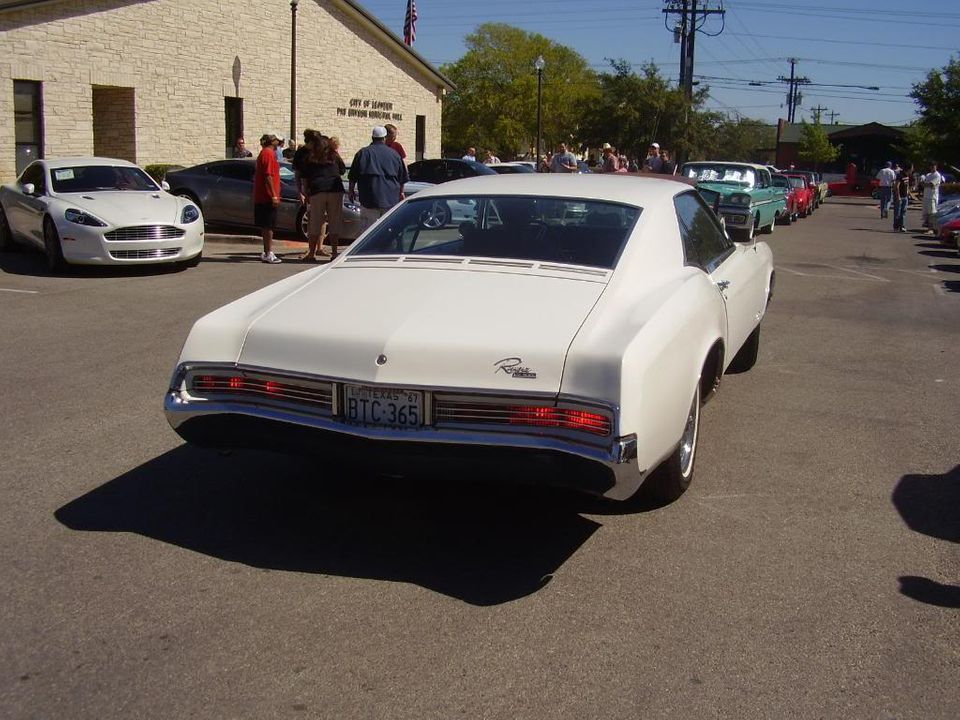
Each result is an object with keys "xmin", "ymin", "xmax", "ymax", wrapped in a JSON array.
[
  {"xmin": 876, "ymin": 161, "xmax": 896, "ymax": 218},
  {"xmin": 483, "ymin": 149, "xmax": 501, "ymax": 165},
  {"xmin": 538, "ymin": 152, "xmax": 552, "ymax": 173},
  {"xmin": 295, "ymin": 133, "xmax": 347, "ymax": 262},
  {"xmin": 643, "ymin": 143, "xmax": 663, "ymax": 173},
  {"xmin": 462, "ymin": 147, "xmax": 477, "ymax": 161},
  {"xmin": 254, "ymin": 133, "xmax": 283, "ymax": 264},
  {"xmin": 233, "ymin": 136, "xmax": 252, "ymax": 158},
  {"xmin": 348, "ymin": 126, "xmax": 408, "ymax": 233},
  {"xmin": 921, "ymin": 162, "xmax": 943, "ymax": 230},
  {"xmin": 384, "ymin": 124, "xmax": 407, "ymax": 162},
  {"xmin": 273, "ymin": 135, "xmax": 285, "ymax": 162},
  {"xmin": 846, "ymin": 160, "xmax": 858, "ymax": 192},
  {"xmin": 549, "ymin": 142, "xmax": 577, "ymax": 173},
  {"xmin": 892, "ymin": 163, "xmax": 912, "ymax": 233},
  {"xmin": 600, "ymin": 143, "xmax": 618, "ymax": 173},
  {"xmin": 660, "ymin": 149, "xmax": 675, "ymax": 175}
]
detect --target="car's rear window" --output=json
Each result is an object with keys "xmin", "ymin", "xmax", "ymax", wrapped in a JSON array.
[
  {"xmin": 50, "ymin": 165, "xmax": 158, "ymax": 193},
  {"xmin": 351, "ymin": 195, "xmax": 641, "ymax": 270}
]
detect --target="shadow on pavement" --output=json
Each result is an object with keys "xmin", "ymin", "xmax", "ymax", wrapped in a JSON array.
[
  {"xmin": 918, "ymin": 250, "xmax": 958, "ymax": 259},
  {"xmin": 0, "ymin": 248, "xmax": 190, "ymax": 278},
  {"xmin": 929, "ymin": 263, "xmax": 960, "ymax": 274},
  {"xmin": 54, "ymin": 445, "xmax": 610, "ymax": 606},
  {"xmin": 943, "ymin": 280, "xmax": 960, "ymax": 293},
  {"xmin": 891, "ymin": 466, "xmax": 960, "ymax": 608}
]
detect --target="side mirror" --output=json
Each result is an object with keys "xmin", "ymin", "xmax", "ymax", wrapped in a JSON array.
[
  {"xmin": 161, "ymin": 180, "xmax": 171, "ymax": 191},
  {"xmin": 22, "ymin": 183, "xmax": 35, "ymax": 195}
]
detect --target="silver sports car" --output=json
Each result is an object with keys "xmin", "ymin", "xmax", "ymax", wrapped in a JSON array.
[{"xmin": 165, "ymin": 159, "xmax": 363, "ymax": 241}]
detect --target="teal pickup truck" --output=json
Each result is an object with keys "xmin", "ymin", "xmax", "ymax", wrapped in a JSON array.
[{"xmin": 680, "ymin": 161, "xmax": 786, "ymax": 241}]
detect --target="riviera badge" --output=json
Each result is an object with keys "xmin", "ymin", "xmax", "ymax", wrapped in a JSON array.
[{"xmin": 494, "ymin": 357, "xmax": 537, "ymax": 379}]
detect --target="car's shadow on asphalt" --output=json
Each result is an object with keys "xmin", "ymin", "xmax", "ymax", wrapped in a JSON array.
[
  {"xmin": 53, "ymin": 445, "xmax": 652, "ymax": 606},
  {"xmin": 929, "ymin": 263, "xmax": 960, "ymax": 274},
  {"xmin": 918, "ymin": 250, "xmax": 958, "ymax": 259},
  {"xmin": 942, "ymin": 280, "xmax": 960, "ymax": 293},
  {"xmin": 0, "ymin": 249, "xmax": 190, "ymax": 278},
  {"xmin": 891, "ymin": 466, "xmax": 960, "ymax": 609}
]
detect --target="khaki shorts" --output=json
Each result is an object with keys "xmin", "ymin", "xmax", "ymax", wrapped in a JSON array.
[{"xmin": 308, "ymin": 192, "xmax": 344, "ymax": 237}]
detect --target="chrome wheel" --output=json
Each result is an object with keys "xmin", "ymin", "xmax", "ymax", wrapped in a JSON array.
[{"xmin": 678, "ymin": 385, "xmax": 700, "ymax": 479}]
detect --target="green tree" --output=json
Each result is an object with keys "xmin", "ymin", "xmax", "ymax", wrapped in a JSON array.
[
  {"xmin": 909, "ymin": 57, "xmax": 960, "ymax": 163},
  {"xmin": 711, "ymin": 117, "xmax": 777, "ymax": 163},
  {"xmin": 797, "ymin": 120, "xmax": 840, "ymax": 168},
  {"xmin": 579, "ymin": 60, "xmax": 718, "ymax": 163},
  {"xmin": 440, "ymin": 24, "xmax": 599, "ymax": 159}
]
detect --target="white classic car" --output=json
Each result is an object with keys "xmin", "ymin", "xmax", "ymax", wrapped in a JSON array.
[
  {"xmin": 0, "ymin": 157, "xmax": 204, "ymax": 271},
  {"xmin": 165, "ymin": 175, "xmax": 774, "ymax": 503}
]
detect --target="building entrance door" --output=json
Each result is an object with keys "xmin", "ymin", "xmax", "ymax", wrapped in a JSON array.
[
  {"xmin": 225, "ymin": 97, "xmax": 244, "ymax": 158},
  {"xmin": 92, "ymin": 86, "xmax": 136, "ymax": 162}
]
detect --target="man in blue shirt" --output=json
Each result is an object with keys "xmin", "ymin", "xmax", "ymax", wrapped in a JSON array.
[{"xmin": 348, "ymin": 126, "xmax": 409, "ymax": 232}]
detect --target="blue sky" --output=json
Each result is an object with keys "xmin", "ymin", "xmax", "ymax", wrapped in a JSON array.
[{"xmin": 361, "ymin": 0, "xmax": 959, "ymax": 127}]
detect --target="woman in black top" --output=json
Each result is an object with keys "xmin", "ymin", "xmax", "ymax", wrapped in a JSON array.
[{"xmin": 295, "ymin": 133, "xmax": 346, "ymax": 261}]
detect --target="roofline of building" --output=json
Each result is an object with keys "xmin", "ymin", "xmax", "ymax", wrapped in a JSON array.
[{"xmin": 0, "ymin": 0, "xmax": 456, "ymax": 92}]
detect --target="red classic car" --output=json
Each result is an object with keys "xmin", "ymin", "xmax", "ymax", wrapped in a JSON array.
[
  {"xmin": 783, "ymin": 173, "xmax": 815, "ymax": 217},
  {"xmin": 772, "ymin": 173, "xmax": 799, "ymax": 224}
]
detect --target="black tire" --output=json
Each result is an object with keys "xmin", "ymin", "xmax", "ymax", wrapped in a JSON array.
[
  {"xmin": 782, "ymin": 209, "xmax": 792, "ymax": 226},
  {"xmin": 761, "ymin": 217, "xmax": 775, "ymax": 235},
  {"xmin": 296, "ymin": 206, "xmax": 308, "ymax": 241},
  {"xmin": 729, "ymin": 324, "xmax": 760, "ymax": 373},
  {"xmin": 642, "ymin": 383, "xmax": 701, "ymax": 504},
  {"xmin": 43, "ymin": 217, "xmax": 67, "ymax": 273},
  {"xmin": 0, "ymin": 207, "xmax": 17, "ymax": 251}
]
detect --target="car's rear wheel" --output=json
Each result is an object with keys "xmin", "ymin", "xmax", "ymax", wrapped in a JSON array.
[
  {"xmin": 296, "ymin": 206, "xmax": 309, "ymax": 241},
  {"xmin": 643, "ymin": 383, "xmax": 700, "ymax": 504},
  {"xmin": 43, "ymin": 217, "xmax": 67, "ymax": 273},
  {"xmin": 762, "ymin": 217, "xmax": 775, "ymax": 234},
  {"xmin": 0, "ymin": 207, "xmax": 17, "ymax": 251}
]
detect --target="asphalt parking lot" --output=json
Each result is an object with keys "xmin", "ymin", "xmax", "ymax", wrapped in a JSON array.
[{"xmin": 0, "ymin": 198, "xmax": 957, "ymax": 719}]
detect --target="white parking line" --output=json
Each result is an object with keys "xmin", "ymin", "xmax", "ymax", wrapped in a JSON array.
[
  {"xmin": 777, "ymin": 266, "xmax": 879, "ymax": 282},
  {"xmin": 822, "ymin": 264, "xmax": 890, "ymax": 281},
  {"xmin": 0, "ymin": 287, "xmax": 39, "ymax": 294}
]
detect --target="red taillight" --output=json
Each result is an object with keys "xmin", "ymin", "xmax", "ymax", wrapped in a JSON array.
[
  {"xmin": 508, "ymin": 406, "xmax": 609, "ymax": 435},
  {"xmin": 228, "ymin": 376, "xmax": 245, "ymax": 390},
  {"xmin": 264, "ymin": 380, "xmax": 281, "ymax": 394},
  {"xmin": 195, "ymin": 375, "xmax": 216, "ymax": 390}
]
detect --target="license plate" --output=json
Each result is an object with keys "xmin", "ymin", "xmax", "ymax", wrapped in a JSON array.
[{"xmin": 343, "ymin": 385, "xmax": 423, "ymax": 428}]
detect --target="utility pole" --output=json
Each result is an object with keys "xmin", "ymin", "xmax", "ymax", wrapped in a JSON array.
[
  {"xmin": 810, "ymin": 105, "xmax": 828, "ymax": 124},
  {"xmin": 777, "ymin": 58, "xmax": 810, "ymax": 123},
  {"xmin": 662, "ymin": 0, "xmax": 726, "ymax": 100},
  {"xmin": 826, "ymin": 110, "xmax": 840, "ymax": 124}
]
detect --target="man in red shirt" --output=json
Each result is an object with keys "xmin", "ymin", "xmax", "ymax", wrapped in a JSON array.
[
  {"xmin": 385, "ymin": 124, "xmax": 407, "ymax": 162},
  {"xmin": 254, "ymin": 133, "xmax": 283, "ymax": 263}
]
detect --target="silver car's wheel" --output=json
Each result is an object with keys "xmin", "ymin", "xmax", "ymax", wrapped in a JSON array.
[
  {"xmin": 43, "ymin": 217, "xmax": 67, "ymax": 273},
  {"xmin": 0, "ymin": 207, "xmax": 16, "ymax": 251}
]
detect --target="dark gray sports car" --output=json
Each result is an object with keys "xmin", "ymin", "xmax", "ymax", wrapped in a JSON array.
[{"xmin": 165, "ymin": 159, "xmax": 363, "ymax": 241}]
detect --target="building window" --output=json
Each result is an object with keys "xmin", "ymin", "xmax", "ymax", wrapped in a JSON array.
[
  {"xmin": 225, "ymin": 97, "xmax": 244, "ymax": 158},
  {"xmin": 415, "ymin": 115, "xmax": 426, "ymax": 162},
  {"xmin": 14, "ymin": 80, "xmax": 43, "ymax": 175}
]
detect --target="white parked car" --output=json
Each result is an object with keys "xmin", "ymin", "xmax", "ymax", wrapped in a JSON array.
[
  {"xmin": 0, "ymin": 157, "xmax": 204, "ymax": 271},
  {"xmin": 165, "ymin": 175, "xmax": 774, "ymax": 503}
]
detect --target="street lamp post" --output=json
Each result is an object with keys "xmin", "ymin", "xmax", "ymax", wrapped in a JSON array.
[
  {"xmin": 290, "ymin": 0, "xmax": 299, "ymax": 144},
  {"xmin": 534, "ymin": 55, "xmax": 545, "ymax": 168}
]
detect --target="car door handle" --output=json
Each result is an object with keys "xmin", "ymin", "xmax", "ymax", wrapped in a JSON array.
[{"xmin": 716, "ymin": 280, "xmax": 731, "ymax": 291}]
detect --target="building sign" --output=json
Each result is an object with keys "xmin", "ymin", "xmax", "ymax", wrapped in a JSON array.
[{"xmin": 336, "ymin": 98, "xmax": 403, "ymax": 121}]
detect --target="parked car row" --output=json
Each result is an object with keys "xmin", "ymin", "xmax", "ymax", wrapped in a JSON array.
[{"xmin": 679, "ymin": 161, "xmax": 827, "ymax": 240}]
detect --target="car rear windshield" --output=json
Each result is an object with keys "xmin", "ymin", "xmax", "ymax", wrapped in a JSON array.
[
  {"xmin": 351, "ymin": 195, "xmax": 641, "ymax": 270},
  {"xmin": 788, "ymin": 177, "xmax": 805, "ymax": 188},
  {"xmin": 50, "ymin": 165, "xmax": 159, "ymax": 193}
]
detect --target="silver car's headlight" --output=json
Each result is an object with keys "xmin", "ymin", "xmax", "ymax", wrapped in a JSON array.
[
  {"xmin": 64, "ymin": 208, "xmax": 107, "ymax": 226},
  {"xmin": 181, "ymin": 204, "xmax": 201, "ymax": 224}
]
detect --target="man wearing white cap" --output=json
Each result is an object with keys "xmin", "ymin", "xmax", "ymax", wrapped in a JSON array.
[
  {"xmin": 348, "ymin": 126, "xmax": 409, "ymax": 233},
  {"xmin": 643, "ymin": 142, "xmax": 663, "ymax": 173}
]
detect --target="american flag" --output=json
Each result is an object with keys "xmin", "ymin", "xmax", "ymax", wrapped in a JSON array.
[{"xmin": 403, "ymin": 0, "xmax": 417, "ymax": 46}]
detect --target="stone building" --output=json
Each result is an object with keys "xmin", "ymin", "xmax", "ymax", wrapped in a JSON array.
[{"xmin": 0, "ymin": 0, "xmax": 454, "ymax": 180}]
